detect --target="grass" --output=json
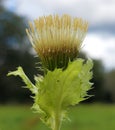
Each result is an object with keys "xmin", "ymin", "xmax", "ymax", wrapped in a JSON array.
[{"xmin": 0, "ymin": 104, "xmax": 115, "ymax": 130}]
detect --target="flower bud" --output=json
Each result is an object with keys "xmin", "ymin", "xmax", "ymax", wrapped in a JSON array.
[{"xmin": 26, "ymin": 14, "xmax": 88, "ymax": 71}]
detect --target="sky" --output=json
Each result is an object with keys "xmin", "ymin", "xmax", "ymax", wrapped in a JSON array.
[{"xmin": 3, "ymin": 0, "xmax": 115, "ymax": 70}]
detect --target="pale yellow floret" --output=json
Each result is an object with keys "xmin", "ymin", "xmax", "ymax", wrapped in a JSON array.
[
  {"xmin": 26, "ymin": 14, "xmax": 88, "ymax": 70},
  {"xmin": 27, "ymin": 15, "xmax": 87, "ymax": 50}
]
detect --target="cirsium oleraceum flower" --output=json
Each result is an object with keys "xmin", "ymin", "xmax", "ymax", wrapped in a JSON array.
[
  {"xmin": 8, "ymin": 14, "xmax": 93, "ymax": 130},
  {"xmin": 26, "ymin": 14, "xmax": 88, "ymax": 71}
]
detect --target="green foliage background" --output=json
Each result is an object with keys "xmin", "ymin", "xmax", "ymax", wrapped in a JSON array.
[{"xmin": 0, "ymin": 104, "xmax": 115, "ymax": 130}]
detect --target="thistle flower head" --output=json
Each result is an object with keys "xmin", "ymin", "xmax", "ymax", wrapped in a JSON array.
[{"xmin": 26, "ymin": 14, "xmax": 88, "ymax": 71}]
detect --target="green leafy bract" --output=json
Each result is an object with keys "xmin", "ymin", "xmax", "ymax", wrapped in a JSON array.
[{"xmin": 7, "ymin": 58, "xmax": 93, "ymax": 129}]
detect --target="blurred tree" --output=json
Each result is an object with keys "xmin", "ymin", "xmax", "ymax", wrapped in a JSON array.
[
  {"xmin": 0, "ymin": 4, "xmax": 40, "ymax": 103},
  {"xmin": 90, "ymin": 59, "xmax": 105, "ymax": 102},
  {"xmin": 0, "ymin": 4, "xmax": 28, "ymax": 48},
  {"xmin": 104, "ymin": 70, "xmax": 115, "ymax": 103},
  {"xmin": 78, "ymin": 53, "xmax": 105, "ymax": 102}
]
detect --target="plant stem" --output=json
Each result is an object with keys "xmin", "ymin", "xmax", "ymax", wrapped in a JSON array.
[{"xmin": 53, "ymin": 110, "xmax": 61, "ymax": 130}]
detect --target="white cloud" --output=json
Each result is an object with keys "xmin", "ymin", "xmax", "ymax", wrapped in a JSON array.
[
  {"xmin": 13, "ymin": 0, "xmax": 115, "ymax": 24},
  {"xmin": 4, "ymin": 0, "xmax": 114, "ymax": 23},
  {"xmin": 83, "ymin": 33, "xmax": 115, "ymax": 69}
]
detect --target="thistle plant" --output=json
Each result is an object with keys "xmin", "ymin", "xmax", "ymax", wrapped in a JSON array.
[{"xmin": 8, "ymin": 14, "xmax": 93, "ymax": 130}]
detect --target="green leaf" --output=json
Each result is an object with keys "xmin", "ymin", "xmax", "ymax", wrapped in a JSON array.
[
  {"xmin": 7, "ymin": 59, "xmax": 93, "ymax": 129},
  {"xmin": 7, "ymin": 66, "xmax": 37, "ymax": 94},
  {"xmin": 33, "ymin": 59, "xmax": 93, "ymax": 128}
]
